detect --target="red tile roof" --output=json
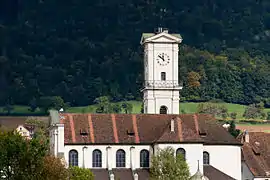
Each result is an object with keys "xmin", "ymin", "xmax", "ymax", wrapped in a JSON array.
[
  {"xmin": 58, "ymin": 113, "xmax": 241, "ymax": 145},
  {"xmin": 240, "ymin": 132, "xmax": 270, "ymax": 178}
]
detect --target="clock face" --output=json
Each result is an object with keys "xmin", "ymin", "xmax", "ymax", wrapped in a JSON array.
[{"xmin": 156, "ymin": 53, "xmax": 170, "ymax": 66}]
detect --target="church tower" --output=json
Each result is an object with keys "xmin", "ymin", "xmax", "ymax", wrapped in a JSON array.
[{"xmin": 140, "ymin": 28, "xmax": 182, "ymax": 114}]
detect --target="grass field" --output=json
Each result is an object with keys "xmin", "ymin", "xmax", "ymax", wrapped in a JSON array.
[{"xmin": 1, "ymin": 101, "xmax": 270, "ymax": 121}]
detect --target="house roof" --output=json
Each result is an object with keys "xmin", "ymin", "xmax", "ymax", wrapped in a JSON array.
[
  {"xmin": 90, "ymin": 169, "xmax": 149, "ymax": 180},
  {"xmin": 203, "ymin": 165, "xmax": 236, "ymax": 180},
  {"xmin": 53, "ymin": 112, "xmax": 241, "ymax": 145},
  {"xmin": 240, "ymin": 132, "xmax": 270, "ymax": 178},
  {"xmin": 140, "ymin": 31, "xmax": 182, "ymax": 44},
  {"xmin": 91, "ymin": 167, "xmax": 236, "ymax": 180},
  {"xmin": 141, "ymin": 33, "xmax": 182, "ymax": 39},
  {"xmin": 0, "ymin": 116, "xmax": 49, "ymax": 130}
]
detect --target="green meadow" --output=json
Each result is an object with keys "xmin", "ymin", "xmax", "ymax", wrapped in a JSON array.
[{"xmin": 1, "ymin": 101, "xmax": 270, "ymax": 121}]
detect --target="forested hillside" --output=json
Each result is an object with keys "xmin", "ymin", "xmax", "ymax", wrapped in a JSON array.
[{"xmin": 0, "ymin": 0, "xmax": 270, "ymax": 107}]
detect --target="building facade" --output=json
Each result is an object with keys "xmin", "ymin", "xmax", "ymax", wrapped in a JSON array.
[
  {"xmin": 49, "ymin": 112, "xmax": 241, "ymax": 180},
  {"xmin": 141, "ymin": 28, "xmax": 182, "ymax": 114}
]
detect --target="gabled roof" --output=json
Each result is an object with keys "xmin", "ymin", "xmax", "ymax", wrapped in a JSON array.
[
  {"xmin": 52, "ymin": 112, "xmax": 241, "ymax": 145},
  {"xmin": 140, "ymin": 31, "xmax": 182, "ymax": 44},
  {"xmin": 0, "ymin": 116, "xmax": 49, "ymax": 129},
  {"xmin": 203, "ymin": 165, "xmax": 236, "ymax": 180},
  {"xmin": 240, "ymin": 132, "xmax": 270, "ymax": 178}
]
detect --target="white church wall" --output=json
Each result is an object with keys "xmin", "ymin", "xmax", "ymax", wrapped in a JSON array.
[
  {"xmin": 64, "ymin": 145, "xmax": 151, "ymax": 169},
  {"xmin": 241, "ymin": 162, "xmax": 254, "ymax": 180},
  {"xmin": 144, "ymin": 90, "xmax": 179, "ymax": 114},
  {"xmin": 204, "ymin": 145, "xmax": 241, "ymax": 180},
  {"xmin": 155, "ymin": 143, "xmax": 204, "ymax": 176}
]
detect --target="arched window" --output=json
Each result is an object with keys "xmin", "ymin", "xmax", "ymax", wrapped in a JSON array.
[
  {"xmin": 160, "ymin": 106, "xmax": 168, "ymax": 114},
  {"xmin": 176, "ymin": 148, "xmax": 186, "ymax": 160},
  {"xmin": 161, "ymin": 72, "xmax": 166, "ymax": 81},
  {"xmin": 92, "ymin": 149, "xmax": 102, "ymax": 167},
  {"xmin": 203, "ymin": 151, "xmax": 210, "ymax": 165},
  {"xmin": 116, "ymin": 149, "xmax": 126, "ymax": 167},
  {"xmin": 69, "ymin": 150, "xmax": 78, "ymax": 166},
  {"xmin": 140, "ymin": 150, "xmax": 150, "ymax": 168}
]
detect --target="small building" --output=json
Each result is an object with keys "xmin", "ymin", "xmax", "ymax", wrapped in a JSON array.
[
  {"xmin": 15, "ymin": 124, "xmax": 36, "ymax": 139},
  {"xmin": 239, "ymin": 131, "xmax": 270, "ymax": 180}
]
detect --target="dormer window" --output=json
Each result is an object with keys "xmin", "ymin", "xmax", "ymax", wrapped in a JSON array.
[
  {"xmin": 80, "ymin": 129, "xmax": 88, "ymax": 136},
  {"xmin": 127, "ymin": 129, "xmax": 135, "ymax": 137}
]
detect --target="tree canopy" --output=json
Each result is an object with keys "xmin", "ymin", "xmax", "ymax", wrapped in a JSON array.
[
  {"xmin": 0, "ymin": 0, "xmax": 270, "ymax": 107},
  {"xmin": 150, "ymin": 147, "xmax": 190, "ymax": 180}
]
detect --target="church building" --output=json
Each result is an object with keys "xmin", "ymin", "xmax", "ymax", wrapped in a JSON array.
[{"xmin": 49, "ymin": 28, "xmax": 241, "ymax": 180}]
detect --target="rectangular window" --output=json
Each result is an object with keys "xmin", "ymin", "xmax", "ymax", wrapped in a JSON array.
[{"xmin": 161, "ymin": 72, "xmax": 166, "ymax": 81}]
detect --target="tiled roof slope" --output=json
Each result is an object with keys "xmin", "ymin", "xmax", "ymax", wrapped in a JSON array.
[
  {"xmin": 0, "ymin": 116, "xmax": 49, "ymax": 129},
  {"xmin": 203, "ymin": 165, "xmax": 236, "ymax": 180},
  {"xmin": 58, "ymin": 113, "xmax": 241, "ymax": 145},
  {"xmin": 240, "ymin": 132, "xmax": 270, "ymax": 178}
]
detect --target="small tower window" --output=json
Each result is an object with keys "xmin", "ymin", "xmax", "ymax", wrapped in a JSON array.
[
  {"xmin": 203, "ymin": 151, "xmax": 210, "ymax": 165},
  {"xmin": 161, "ymin": 72, "xmax": 166, "ymax": 81},
  {"xmin": 160, "ymin": 106, "xmax": 168, "ymax": 114}
]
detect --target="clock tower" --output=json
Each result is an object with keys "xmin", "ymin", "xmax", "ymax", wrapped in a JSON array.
[{"xmin": 140, "ymin": 28, "xmax": 182, "ymax": 114}]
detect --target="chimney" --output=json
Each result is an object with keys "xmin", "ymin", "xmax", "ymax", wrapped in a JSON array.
[
  {"xmin": 155, "ymin": 27, "xmax": 169, "ymax": 34},
  {"xmin": 244, "ymin": 130, "xmax": 249, "ymax": 143},
  {"xmin": 170, "ymin": 119, "xmax": 175, "ymax": 132}
]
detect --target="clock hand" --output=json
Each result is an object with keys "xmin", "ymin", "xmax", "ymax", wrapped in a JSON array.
[{"xmin": 158, "ymin": 55, "xmax": 165, "ymax": 61}]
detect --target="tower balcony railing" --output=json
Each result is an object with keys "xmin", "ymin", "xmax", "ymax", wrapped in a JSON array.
[{"xmin": 144, "ymin": 80, "xmax": 183, "ymax": 89}]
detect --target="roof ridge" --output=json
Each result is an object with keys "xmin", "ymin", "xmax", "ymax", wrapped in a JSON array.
[{"xmin": 153, "ymin": 120, "xmax": 172, "ymax": 143}]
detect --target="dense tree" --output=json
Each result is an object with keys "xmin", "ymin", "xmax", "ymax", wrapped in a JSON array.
[
  {"xmin": 68, "ymin": 166, "xmax": 94, "ymax": 180},
  {"xmin": 0, "ymin": 131, "xmax": 47, "ymax": 180},
  {"xmin": 150, "ymin": 147, "xmax": 190, "ymax": 180},
  {"xmin": 230, "ymin": 112, "xmax": 237, "ymax": 120},
  {"xmin": 41, "ymin": 156, "xmax": 69, "ymax": 180},
  {"xmin": 197, "ymin": 102, "xmax": 228, "ymax": 118},
  {"xmin": 243, "ymin": 104, "xmax": 264, "ymax": 119},
  {"xmin": 227, "ymin": 121, "xmax": 240, "ymax": 138},
  {"xmin": 0, "ymin": 0, "xmax": 270, "ymax": 107}
]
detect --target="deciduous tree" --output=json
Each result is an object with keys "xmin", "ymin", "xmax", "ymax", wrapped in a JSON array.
[
  {"xmin": 69, "ymin": 166, "xmax": 94, "ymax": 180},
  {"xmin": 150, "ymin": 147, "xmax": 190, "ymax": 180}
]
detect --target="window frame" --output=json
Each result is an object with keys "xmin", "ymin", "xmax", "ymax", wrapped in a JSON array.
[
  {"xmin": 69, "ymin": 149, "xmax": 78, "ymax": 167},
  {"xmin": 159, "ymin": 106, "xmax": 168, "ymax": 114},
  {"xmin": 92, "ymin": 149, "xmax": 102, "ymax": 168},
  {"xmin": 176, "ymin": 148, "xmax": 186, "ymax": 160},
  {"xmin": 140, "ymin": 149, "xmax": 150, "ymax": 168},
  {"xmin": 161, "ymin": 72, "xmax": 166, "ymax": 81},
  {"xmin": 203, "ymin": 151, "xmax": 210, "ymax": 165},
  {"xmin": 116, "ymin": 149, "xmax": 126, "ymax": 168}
]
